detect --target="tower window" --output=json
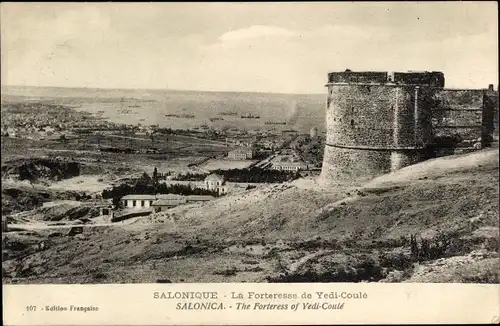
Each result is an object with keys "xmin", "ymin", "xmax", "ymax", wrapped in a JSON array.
[{"xmin": 351, "ymin": 119, "xmax": 355, "ymax": 127}]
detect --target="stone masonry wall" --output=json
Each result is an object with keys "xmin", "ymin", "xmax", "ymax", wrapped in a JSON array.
[
  {"xmin": 320, "ymin": 70, "xmax": 448, "ymax": 184},
  {"xmin": 431, "ymin": 90, "xmax": 484, "ymax": 152},
  {"xmin": 320, "ymin": 146, "xmax": 391, "ymax": 182},
  {"xmin": 326, "ymin": 85, "xmax": 396, "ymax": 148},
  {"xmin": 483, "ymin": 90, "xmax": 499, "ymax": 141}
]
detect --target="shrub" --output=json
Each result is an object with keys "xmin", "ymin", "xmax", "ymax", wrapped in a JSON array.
[
  {"xmin": 410, "ymin": 232, "xmax": 454, "ymax": 262},
  {"xmin": 455, "ymin": 259, "xmax": 499, "ymax": 284}
]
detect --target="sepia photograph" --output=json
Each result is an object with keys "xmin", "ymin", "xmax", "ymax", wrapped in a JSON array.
[{"xmin": 1, "ymin": 2, "xmax": 498, "ymax": 287}]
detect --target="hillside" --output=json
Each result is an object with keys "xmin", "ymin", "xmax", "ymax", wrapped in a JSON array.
[{"xmin": 2, "ymin": 149, "xmax": 498, "ymax": 284}]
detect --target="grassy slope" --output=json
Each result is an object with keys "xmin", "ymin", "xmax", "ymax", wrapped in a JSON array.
[{"xmin": 2, "ymin": 149, "xmax": 498, "ymax": 283}]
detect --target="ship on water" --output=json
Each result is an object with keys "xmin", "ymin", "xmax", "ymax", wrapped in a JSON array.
[
  {"xmin": 265, "ymin": 121, "xmax": 286, "ymax": 125},
  {"xmin": 117, "ymin": 97, "xmax": 133, "ymax": 114},
  {"xmin": 241, "ymin": 114, "xmax": 260, "ymax": 119},
  {"xmin": 219, "ymin": 111, "xmax": 238, "ymax": 116},
  {"xmin": 164, "ymin": 113, "xmax": 195, "ymax": 119},
  {"xmin": 210, "ymin": 117, "xmax": 224, "ymax": 122}
]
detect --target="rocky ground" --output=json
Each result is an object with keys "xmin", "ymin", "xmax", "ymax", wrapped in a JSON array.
[{"xmin": 2, "ymin": 149, "xmax": 499, "ymax": 284}]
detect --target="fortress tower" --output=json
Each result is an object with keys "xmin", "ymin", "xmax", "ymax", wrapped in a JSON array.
[{"xmin": 320, "ymin": 70, "xmax": 445, "ymax": 184}]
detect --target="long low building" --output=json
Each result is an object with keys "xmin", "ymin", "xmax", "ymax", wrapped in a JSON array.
[
  {"xmin": 121, "ymin": 194, "xmax": 215, "ymax": 211},
  {"xmin": 271, "ymin": 161, "xmax": 308, "ymax": 171},
  {"xmin": 269, "ymin": 154, "xmax": 309, "ymax": 172},
  {"xmin": 151, "ymin": 194, "xmax": 214, "ymax": 212}
]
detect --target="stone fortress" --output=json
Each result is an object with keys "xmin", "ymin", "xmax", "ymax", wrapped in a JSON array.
[{"xmin": 320, "ymin": 70, "xmax": 499, "ymax": 184}]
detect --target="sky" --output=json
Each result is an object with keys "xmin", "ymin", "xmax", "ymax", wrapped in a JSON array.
[{"xmin": 1, "ymin": 2, "xmax": 498, "ymax": 94}]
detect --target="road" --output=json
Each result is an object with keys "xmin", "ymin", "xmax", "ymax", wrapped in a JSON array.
[
  {"xmin": 171, "ymin": 134, "xmax": 228, "ymax": 147},
  {"xmin": 108, "ymin": 133, "xmax": 228, "ymax": 146},
  {"xmin": 6, "ymin": 217, "xmax": 142, "ymax": 231}
]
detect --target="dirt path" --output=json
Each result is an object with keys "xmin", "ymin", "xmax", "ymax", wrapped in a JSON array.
[
  {"xmin": 288, "ymin": 250, "xmax": 329, "ymax": 273},
  {"xmin": 28, "ymin": 148, "xmax": 98, "ymax": 155},
  {"xmin": 7, "ymin": 216, "xmax": 142, "ymax": 231}
]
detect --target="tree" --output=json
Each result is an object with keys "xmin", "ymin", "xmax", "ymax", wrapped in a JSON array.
[
  {"xmin": 19, "ymin": 163, "xmax": 37, "ymax": 189},
  {"xmin": 152, "ymin": 167, "xmax": 159, "ymax": 192},
  {"xmin": 95, "ymin": 132, "xmax": 103, "ymax": 149},
  {"xmin": 59, "ymin": 134, "xmax": 68, "ymax": 144},
  {"xmin": 135, "ymin": 172, "xmax": 152, "ymax": 189}
]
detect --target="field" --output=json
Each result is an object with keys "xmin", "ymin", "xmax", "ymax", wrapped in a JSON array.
[
  {"xmin": 200, "ymin": 159, "xmax": 257, "ymax": 171},
  {"xmin": 1, "ymin": 131, "xmax": 230, "ymax": 172}
]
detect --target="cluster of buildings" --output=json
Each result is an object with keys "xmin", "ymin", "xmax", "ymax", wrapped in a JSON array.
[
  {"xmin": 225, "ymin": 137, "xmax": 257, "ymax": 148},
  {"xmin": 0, "ymin": 103, "xmax": 120, "ymax": 140},
  {"xmin": 119, "ymin": 173, "xmax": 229, "ymax": 214},
  {"xmin": 270, "ymin": 154, "xmax": 310, "ymax": 172},
  {"xmin": 227, "ymin": 147, "xmax": 254, "ymax": 160}
]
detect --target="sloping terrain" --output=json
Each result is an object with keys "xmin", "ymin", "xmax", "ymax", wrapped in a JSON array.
[
  {"xmin": 1, "ymin": 183, "xmax": 91, "ymax": 216},
  {"xmin": 9, "ymin": 201, "xmax": 100, "ymax": 223},
  {"xmin": 1, "ymin": 156, "xmax": 136, "ymax": 215},
  {"xmin": 2, "ymin": 149, "xmax": 498, "ymax": 284}
]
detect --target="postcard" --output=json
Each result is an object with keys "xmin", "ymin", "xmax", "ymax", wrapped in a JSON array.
[{"xmin": 1, "ymin": 2, "xmax": 499, "ymax": 325}]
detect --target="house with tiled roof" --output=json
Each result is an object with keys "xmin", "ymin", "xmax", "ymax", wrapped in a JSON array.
[{"xmin": 151, "ymin": 194, "xmax": 215, "ymax": 212}]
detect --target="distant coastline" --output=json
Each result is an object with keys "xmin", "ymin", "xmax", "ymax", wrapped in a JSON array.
[
  {"xmin": 1, "ymin": 84, "xmax": 325, "ymax": 97},
  {"xmin": 1, "ymin": 85, "xmax": 326, "ymax": 134}
]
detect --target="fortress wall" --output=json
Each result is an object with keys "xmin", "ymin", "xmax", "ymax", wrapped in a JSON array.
[
  {"xmin": 414, "ymin": 86, "xmax": 438, "ymax": 147},
  {"xmin": 483, "ymin": 90, "xmax": 499, "ymax": 141},
  {"xmin": 326, "ymin": 85, "xmax": 397, "ymax": 148},
  {"xmin": 320, "ymin": 70, "xmax": 497, "ymax": 184},
  {"xmin": 320, "ymin": 70, "xmax": 444, "ymax": 184},
  {"xmin": 432, "ymin": 90, "xmax": 485, "ymax": 151},
  {"xmin": 320, "ymin": 147, "xmax": 391, "ymax": 182}
]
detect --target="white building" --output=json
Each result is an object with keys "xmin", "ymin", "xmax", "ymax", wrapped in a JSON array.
[
  {"xmin": 121, "ymin": 194, "xmax": 156, "ymax": 210},
  {"xmin": 204, "ymin": 173, "xmax": 228, "ymax": 195},
  {"xmin": 270, "ymin": 155, "xmax": 308, "ymax": 172},
  {"xmin": 271, "ymin": 162, "xmax": 308, "ymax": 172}
]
